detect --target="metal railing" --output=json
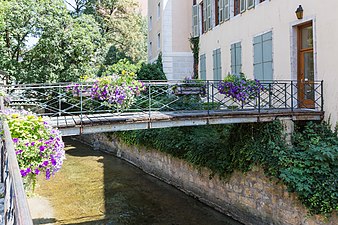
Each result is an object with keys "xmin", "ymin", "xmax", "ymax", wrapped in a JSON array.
[
  {"xmin": 0, "ymin": 96, "xmax": 33, "ymax": 225},
  {"xmin": 2, "ymin": 80, "xmax": 324, "ymax": 117}
]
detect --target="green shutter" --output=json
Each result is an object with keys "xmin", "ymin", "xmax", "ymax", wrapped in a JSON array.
[
  {"xmin": 200, "ymin": 54, "xmax": 206, "ymax": 80},
  {"xmin": 218, "ymin": 49, "xmax": 222, "ymax": 80},
  {"xmin": 253, "ymin": 31, "xmax": 273, "ymax": 81},
  {"xmin": 224, "ymin": 0, "xmax": 229, "ymax": 20},
  {"xmin": 236, "ymin": 43, "xmax": 242, "ymax": 75}
]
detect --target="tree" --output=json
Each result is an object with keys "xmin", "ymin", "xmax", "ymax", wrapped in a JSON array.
[
  {"xmin": 0, "ymin": 0, "xmax": 102, "ymax": 83},
  {"xmin": 84, "ymin": 0, "xmax": 147, "ymax": 64}
]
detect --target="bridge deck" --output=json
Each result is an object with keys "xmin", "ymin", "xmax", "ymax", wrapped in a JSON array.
[{"xmin": 49, "ymin": 109, "xmax": 324, "ymax": 136}]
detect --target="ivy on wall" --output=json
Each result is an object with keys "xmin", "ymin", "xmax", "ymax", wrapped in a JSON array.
[{"xmin": 114, "ymin": 121, "xmax": 338, "ymax": 216}]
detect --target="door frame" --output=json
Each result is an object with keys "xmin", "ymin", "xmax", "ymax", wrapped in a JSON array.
[{"xmin": 297, "ymin": 21, "xmax": 315, "ymax": 108}]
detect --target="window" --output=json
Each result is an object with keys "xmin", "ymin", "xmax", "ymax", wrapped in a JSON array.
[
  {"xmin": 157, "ymin": 33, "xmax": 161, "ymax": 49},
  {"xmin": 240, "ymin": 0, "xmax": 246, "ymax": 13},
  {"xmin": 213, "ymin": 48, "xmax": 222, "ymax": 80},
  {"xmin": 223, "ymin": 0, "xmax": 230, "ymax": 20},
  {"xmin": 253, "ymin": 31, "xmax": 273, "ymax": 81},
  {"xmin": 215, "ymin": 0, "xmax": 219, "ymax": 26},
  {"xmin": 192, "ymin": 3, "xmax": 199, "ymax": 37},
  {"xmin": 200, "ymin": 54, "xmax": 207, "ymax": 80},
  {"xmin": 201, "ymin": 1, "xmax": 206, "ymax": 33},
  {"xmin": 231, "ymin": 42, "xmax": 242, "ymax": 75},
  {"xmin": 247, "ymin": 0, "xmax": 254, "ymax": 9},
  {"xmin": 234, "ymin": 0, "xmax": 240, "ymax": 16},
  {"xmin": 206, "ymin": 0, "xmax": 212, "ymax": 30},
  {"xmin": 149, "ymin": 16, "xmax": 152, "ymax": 30},
  {"xmin": 157, "ymin": 2, "xmax": 161, "ymax": 19}
]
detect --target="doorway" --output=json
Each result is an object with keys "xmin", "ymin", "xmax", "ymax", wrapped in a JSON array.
[{"xmin": 298, "ymin": 22, "xmax": 315, "ymax": 108}]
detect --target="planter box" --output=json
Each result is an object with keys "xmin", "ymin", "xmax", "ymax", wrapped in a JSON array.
[{"xmin": 174, "ymin": 85, "xmax": 206, "ymax": 96}]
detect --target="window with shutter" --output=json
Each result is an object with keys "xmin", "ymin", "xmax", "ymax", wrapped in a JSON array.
[
  {"xmin": 247, "ymin": 0, "xmax": 254, "ymax": 9},
  {"xmin": 253, "ymin": 31, "xmax": 273, "ymax": 81},
  {"xmin": 234, "ymin": 0, "xmax": 240, "ymax": 16},
  {"xmin": 200, "ymin": 54, "xmax": 207, "ymax": 80},
  {"xmin": 215, "ymin": 0, "xmax": 219, "ymax": 26},
  {"xmin": 213, "ymin": 49, "xmax": 222, "ymax": 80},
  {"xmin": 240, "ymin": 0, "xmax": 246, "ymax": 13},
  {"xmin": 224, "ymin": 0, "xmax": 229, "ymax": 20},
  {"xmin": 192, "ymin": 5, "xmax": 199, "ymax": 37},
  {"xmin": 202, "ymin": 1, "xmax": 206, "ymax": 33},
  {"xmin": 219, "ymin": 0, "xmax": 224, "ymax": 23},
  {"xmin": 231, "ymin": 42, "xmax": 242, "ymax": 75},
  {"xmin": 206, "ymin": 0, "xmax": 212, "ymax": 30}
]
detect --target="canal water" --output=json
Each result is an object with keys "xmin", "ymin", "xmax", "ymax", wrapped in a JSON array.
[{"xmin": 33, "ymin": 138, "xmax": 242, "ymax": 225}]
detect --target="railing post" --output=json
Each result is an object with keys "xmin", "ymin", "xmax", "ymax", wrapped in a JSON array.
[
  {"xmin": 148, "ymin": 83, "xmax": 151, "ymax": 120},
  {"xmin": 258, "ymin": 88, "xmax": 261, "ymax": 113},
  {"xmin": 58, "ymin": 85, "xmax": 62, "ymax": 117},
  {"xmin": 207, "ymin": 80, "xmax": 210, "ymax": 116},
  {"xmin": 291, "ymin": 81, "xmax": 294, "ymax": 111},
  {"xmin": 268, "ymin": 83, "xmax": 272, "ymax": 108},
  {"xmin": 284, "ymin": 83, "xmax": 287, "ymax": 109},
  {"xmin": 80, "ymin": 83, "xmax": 83, "ymax": 133},
  {"xmin": 321, "ymin": 80, "xmax": 324, "ymax": 111}
]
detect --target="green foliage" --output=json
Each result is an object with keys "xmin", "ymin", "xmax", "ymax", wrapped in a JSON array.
[
  {"xmin": 102, "ymin": 59, "xmax": 140, "ymax": 76},
  {"xmin": 137, "ymin": 54, "xmax": 166, "ymax": 80},
  {"xmin": 85, "ymin": 0, "xmax": 147, "ymax": 63},
  {"xmin": 0, "ymin": 0, "xmax": 103, "ymax": 83},
  {"xmin": 137, "ymin": 63, "xmax": 166, "ymax": 80},
  {"xmin": 279, "ymin": 122, "xmax": 338, "ymax": 215},
  {"xmin": 0, "ymin": 0, "xmax": 147, "ymax": 83},
  {"xmin": 115, "ymin": 121, "xmax": 338, "ymax": 216}
]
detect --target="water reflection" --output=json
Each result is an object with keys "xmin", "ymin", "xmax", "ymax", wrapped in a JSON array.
[{"xmin": 34, "ymin": 138, "xmax": 242, "ymax": 225}]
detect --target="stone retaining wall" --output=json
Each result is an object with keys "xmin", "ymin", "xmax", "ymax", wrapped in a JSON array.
[{"xmin": 77, "ymin": 133, "xmax": 337, "ymax": 225}]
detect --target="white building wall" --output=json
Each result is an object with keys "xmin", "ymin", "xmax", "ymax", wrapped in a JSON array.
[
  {"xmin": 197, "ymin": 0, "xmax": 338, "ymax": 125},
  {"xmin": 148, "ymin": 0, "xmax": 193, "ymax": 80}
]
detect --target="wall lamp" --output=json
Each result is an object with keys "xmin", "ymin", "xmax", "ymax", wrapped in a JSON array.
[{"xmin": 295, "ymin": 5, "xmax": 304, "ymax": 20}]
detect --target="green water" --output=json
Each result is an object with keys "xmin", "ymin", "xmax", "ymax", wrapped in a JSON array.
[{"xmin": 34, "ymin": 138, "xmax": 242, "ymax": 225}]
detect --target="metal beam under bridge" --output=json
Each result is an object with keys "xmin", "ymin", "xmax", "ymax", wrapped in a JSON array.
[{"xmin": 49, "ymin": 110, "xmax": 324, "ymax": 136}]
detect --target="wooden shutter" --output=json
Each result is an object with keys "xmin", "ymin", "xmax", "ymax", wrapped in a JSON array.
[
  {"xmin": 253, "ymin": 35, "xmax": 264, "ymax": 80},
  {"xmin": 262, "ymin": 31, "xmax": 273, "ymax": 81},
  {"xmin": 231, "ymin": 43, "xmax": 236, "ymax": 75},
  {"xmin": 213, "ymin": 49, "xmax": 222, "ymax": 80},
  {"xmin": 231, "ymin": 42, "xmax": 242, "ymax": 75},
  {"xmin": 224, "ymin": 0, "xmax": 229, "ymax": 20},
  {"xmin": 200, "ymin": 54, "xmax": 207, "ymax": 80},
  {"xmin": 192, "ymin": 5, "xmax": 199, "ymax": 37},
  {"xmin": 218, "ymin": 49, "xmax": 222, "ymax": 80},
  {"xmin": 219, "ymin": 0, "xmax": 224, "ymax": 23},
  {"xmin": 253, "ymin": 32, "xmax": 273, "ymax": 81},
  {"xmin": 206, "ymin": 0, "xmax": 212, "ymax": 30},
  {"xmin": 202, "ymin": 1, "xmax": 206, "ymax": 33},
  {"xmin": 236, "ymin": 43, "xmax": 242, "ymax": 74}
]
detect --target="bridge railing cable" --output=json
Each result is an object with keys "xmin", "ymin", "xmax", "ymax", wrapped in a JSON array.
[{"xmin": 0, "ymin": 96, "xmax": 34, "ymax": 225}]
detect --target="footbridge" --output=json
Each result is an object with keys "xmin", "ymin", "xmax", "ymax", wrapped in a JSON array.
[{"xmin": 2, "ymin": 80, "xmax": 324, "ymax": 136}]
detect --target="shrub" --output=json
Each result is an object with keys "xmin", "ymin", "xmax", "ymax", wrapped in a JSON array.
[
  {"xmin": 2, "ymin": 109, "xmax": 65, "ymax": 189},
  {"xmin": 137, "ymin": 63, "xmax": 166, "ymax": 80},
  {"xmin": 115, "ymin": 121, "xmax": 338, "ymax": 216}
]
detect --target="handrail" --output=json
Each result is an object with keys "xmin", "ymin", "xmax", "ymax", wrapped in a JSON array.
[
  {"xmin": 3, "ymin": 80, "xmax": 324, "ymax": 118},
  {"xmin": 0, "ymin": 96, "xmax": 34, "ymax": 225}
]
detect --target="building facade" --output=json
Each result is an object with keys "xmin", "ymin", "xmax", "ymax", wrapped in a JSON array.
[
  {"xmin": 193, "ymin": 0, "xmax": 338, "ymax": 125},
  {"xmin": 148, "ymin": 0, "xmax": 194, "ymax": 80}
]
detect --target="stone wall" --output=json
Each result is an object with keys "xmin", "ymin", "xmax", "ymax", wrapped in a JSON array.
[{"xmin": 77, "ymin": 133, "xmax": 337, "ymax": 225}]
